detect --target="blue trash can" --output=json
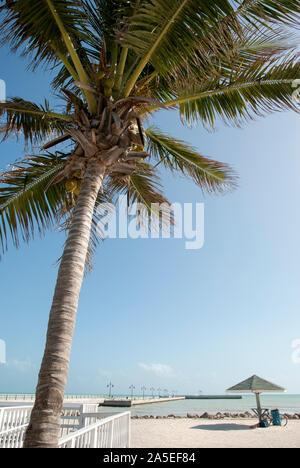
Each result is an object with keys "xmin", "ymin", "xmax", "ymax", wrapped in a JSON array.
[{"xmin": 271, "ymin": 409, "xmax": 282, "ymax": 426}]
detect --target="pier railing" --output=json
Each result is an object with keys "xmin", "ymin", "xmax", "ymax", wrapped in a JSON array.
[
  {"xmin": 0, "ymin": 406, "xmax": 32, "ymax": 448},
  {"xmin": 0, "ymin": 404, "xmax": 130, "ymax": 448},
  {"xmin": 61, "ymin": 403, "xmax": 100, "ymax": 436},
  {"xmin": 0, "ymin": 406, "xmax": 32, "ymax": 432},
  {"xmin": 58, "ymin": 412, "xmax": 131, "ymax": 448},
  {"xmin": 0, "ymin": 424, "xmax": 28, "ymax": 448},
  {"xmin": 0, "ymin": 394, "xmax": 104, "ymax": 402}
]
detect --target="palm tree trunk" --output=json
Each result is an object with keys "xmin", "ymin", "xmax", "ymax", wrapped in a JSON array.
[{"xmin": 23, "ymin": 160, "xmax": 106, "ymax": 448}]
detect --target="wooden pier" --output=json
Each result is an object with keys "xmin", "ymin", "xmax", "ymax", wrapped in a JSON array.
[{"xmin": 100, "ymin": 397, "xmax": 185, "ymax": 407}]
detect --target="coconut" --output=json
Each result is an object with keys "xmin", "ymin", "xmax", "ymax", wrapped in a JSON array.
[{"xmin": 65, "ymin": 179, "xmax": 78, "ymax": 193}]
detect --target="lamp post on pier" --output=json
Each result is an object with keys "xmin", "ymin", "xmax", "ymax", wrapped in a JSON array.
[
  {"xmin": 107, "ymin": 382, "xmax": 114, "ymax": 398},
  {"xmin": 129, "ymin": 384, "xmax": 135, "ymax": 400},
  {"xmin": 141, "ymin": 386, "xmax": 147, "ymax": 400}
]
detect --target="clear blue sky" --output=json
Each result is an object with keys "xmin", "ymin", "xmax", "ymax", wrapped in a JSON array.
[{"xmin": 0, "ymin": 43, "xmax": 300, "ymax": 396}]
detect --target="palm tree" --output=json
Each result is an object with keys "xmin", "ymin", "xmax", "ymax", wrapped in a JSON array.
[{"xmin": 0, "ymin": 0, "xmax": 299, "ymax": 448}]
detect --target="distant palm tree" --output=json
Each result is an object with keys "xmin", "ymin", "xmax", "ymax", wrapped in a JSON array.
[{"xmin": 0, "ymin": 0, "xmax": 299, "ymax": 448}]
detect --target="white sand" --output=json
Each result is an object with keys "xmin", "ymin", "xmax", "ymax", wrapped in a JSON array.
[{"xmin": 131, "ymin": 418, "xmax": 300, "ymax": 449}]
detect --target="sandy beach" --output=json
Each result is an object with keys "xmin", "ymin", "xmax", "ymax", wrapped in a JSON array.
[{"xmin": 131, "ymin": 418, "xmax": 300, "ymax": 449}]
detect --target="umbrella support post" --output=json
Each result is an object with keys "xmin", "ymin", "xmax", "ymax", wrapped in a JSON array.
[{"xmin": 255, "ymin": 393, "xmax": 262, "ymax": 422}]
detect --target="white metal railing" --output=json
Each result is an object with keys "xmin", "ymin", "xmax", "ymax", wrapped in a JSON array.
[
  {"xmin": 0, "ymin": 403, "xmax": 100, "ymax": 431},
  {"xmin": 0, "ymin": 424, "xmax": 28, "ymax": 448},
  {"xmin": 0, "ymin": 405, "xmax": 130, "ymax": 448},
  {"xmin": 58, "ymin": 412, "xmax": 131, "ymax": 448},
  {"xmin": 0, "ymin": 406, "xmax": 32, "ymax": 432},
  {"xmin": 0, "ymin": 394, "xmax": 104, "ymax": 402},
  {"xmin": 61, "ymin": 404, "xmax": 100, "ymax": 436}
]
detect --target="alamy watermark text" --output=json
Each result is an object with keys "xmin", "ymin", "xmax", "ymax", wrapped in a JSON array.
[{"xmin": 96, "ymin": 196, "xmax": 205, "ymax": 250}]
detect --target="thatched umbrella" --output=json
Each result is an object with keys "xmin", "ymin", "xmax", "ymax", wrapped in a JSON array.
[{"xmin": 226, "ymin": 375, "xmax": 285, "ymax": 422}]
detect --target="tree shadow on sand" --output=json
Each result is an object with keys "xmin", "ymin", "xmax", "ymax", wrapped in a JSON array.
[{"xmin": 191, "ymin": 423, "xmax": 252, "ymax": 431}]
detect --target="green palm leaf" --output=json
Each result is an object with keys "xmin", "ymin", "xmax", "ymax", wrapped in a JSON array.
[
  {"xmin": 0, "ymin": 0, "xmax": 96, "ymax": 111},
  {"xmin": 120, "ymin": 0, "xmax": 239, "ymax": 96},
  {"xmin": 0, "ymin": 152, "xmax": 69, "ymax": 255},
  {"xmin": 0, "ymin": 98, "xmax": 71, "ymax": 143},
  {"xmin": 82, "ymin": 0, "xmax": 132, "ymax": 46},
  {"xmin": 146, "ymin": 127, "xmax": 237, "ymax": 193},
  {"xmin": 146, "ymin": 59, "xmax": 300, "ymax": 127},
  {"xmin": 175, "ymin": 62, "xmax": 300, "ymax": 127},
  {"xmin": 160, "ymin": 24, "xmax": 297, "ymax": 92},
  {"xmin": 119, "ymin": 0, "xmax": 300, "ymax": 96},
  {"xmin": 51, "ymin": 64, "xmax": 77, "ymax": 91},
  {"xmin": 0, "ymin": 0, "xmax": 87, "ymax": 67},
  {"xmin": 236, "ymin": 0, "xmax": 300, "ymax": 27}
]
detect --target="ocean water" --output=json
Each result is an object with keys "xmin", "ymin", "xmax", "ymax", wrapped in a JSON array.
[
  {"xmin": 98, "ymin": 394, "xmax": 300, "ymax": 417},
  {"xmin": 1, "ymin": 394, "xmax": 300, "ymax": 416}
]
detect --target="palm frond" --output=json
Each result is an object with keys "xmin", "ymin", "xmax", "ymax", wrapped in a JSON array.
[
  {"xmin": 51, "ymin": 62, "xmax": 82, "ymax": 92},
  {"xmin": 0, "ymin": 152, "xmax": 69, "ymax": 256},
  {"xmin": 0, "ymin": 0, "xmax": 87, "ymax": 68},
  {"xmin": 82, "ymin": 0, "xmax": 132, "ymax": 47},
  {"xmin": 146, "ymin": 127, "xmax": 237, "ymax": 193},
  {"xmin": 178, "ymin": 61, "xmax": 300, "ymax": 127},
  {"xmin": 160, "ymin": 24, "xmax": 297, "ymax": 93},
  {"xmin": 147, "ymin": 59, "xmax": 300, "ymax": 127},
  {"xmin": 0, "ymin": 0, "xmax": 97, "ymax": 111},
  {"xmin": 107, "ymin": 163, "xmax": 173, "ymax": 227},
  {"xmin": 0, "ymin": 98, "xmax": 70, "ymax": 144},
  {"xmin": 235, "ymin": 0, "xmax": 300, "ymax": 28},
  {"xmin": 119, "ymin": 0, "xmax": 300, "ymax": 96},
  {"xmin": 120, "ymin": 0, "xmax": 241, "ymax": 96}
]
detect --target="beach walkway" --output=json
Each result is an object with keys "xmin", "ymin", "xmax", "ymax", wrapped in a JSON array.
[
  {"xmin": 101, "ymin": 397, "xmax": 185, "ymax": 407},
  {"xmin": 0, "ymin": 395, "xmax": 184, "ymax": 406},
  {"xmin": 131, "ymin": 418, "xmax": 300, "ymax": 449}
]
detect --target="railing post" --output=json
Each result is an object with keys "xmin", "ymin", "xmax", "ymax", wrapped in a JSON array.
[
  {"xmin": 78, "ymin": 404, "xmax": 85, "ymax": 428},
  {"xmin": 90, "ymin": 427, "xmax": 98, "ymax": 448},
  {"xmin": 0, "ymin": 409, "xmax": 130, "ymax": 449},
  {"xmin": 0, "ymin": 408, "xmax": 3, "ymax": 431},
  {"xmin": 127, "ymin": 413, "xmax": 131, "ymax": 448},
  {"xmin": 110, "ymin": 420, "xmax": 114, "ymax": 448}
]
